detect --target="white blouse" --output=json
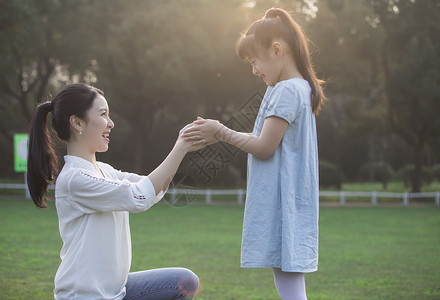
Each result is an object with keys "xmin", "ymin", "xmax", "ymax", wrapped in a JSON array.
[{"xmin": 54, "ymin": 155, "xmax": 164, "ymax": 300}]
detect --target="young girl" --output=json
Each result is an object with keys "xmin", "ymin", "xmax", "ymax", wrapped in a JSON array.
[
  {"xmin": 27, "ymin": 83, "xmax": 201, "ymax": 300},
  {"xmin": 182, "ymin": 8, "xmax": 325, "ymax": 299}
]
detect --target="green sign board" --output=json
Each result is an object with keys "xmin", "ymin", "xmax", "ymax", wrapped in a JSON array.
[{"xmin": 14, "ymin": 133, "xmax": 28, "ymax": 172}]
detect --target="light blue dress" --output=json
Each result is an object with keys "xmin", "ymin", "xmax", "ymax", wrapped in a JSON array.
[{"xmin": 241, "ymin": 78, "xmax": 319, "ymax": 273}]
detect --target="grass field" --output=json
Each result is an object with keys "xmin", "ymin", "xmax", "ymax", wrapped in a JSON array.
[{"xmin": 0, "ymin": 197, "xmax": 439, "ymax": 299}]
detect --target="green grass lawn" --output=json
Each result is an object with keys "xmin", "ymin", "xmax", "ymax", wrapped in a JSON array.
[{"xmin": 0, "ymin": 197, "xmax": 439, "ymax": 299}]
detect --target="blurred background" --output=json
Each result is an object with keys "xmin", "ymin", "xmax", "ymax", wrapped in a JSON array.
[{"xmin": 1, "ymin": 0, "xmax": 439, "ymax": 193}]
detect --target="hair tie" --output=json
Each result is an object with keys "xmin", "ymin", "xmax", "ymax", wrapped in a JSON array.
[
  {"xmin": 40, "ymin": 101, "xmax": 53, "ymax": 112},
  {"xmin": 265, "ymin": 8, "xmax": 279, "ymax": 19}
]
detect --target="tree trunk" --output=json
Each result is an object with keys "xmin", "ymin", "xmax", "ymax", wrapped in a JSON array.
[
  {"xmin": 132, "ymin": 114, "xmax": 153, "ymax": 174},
  {"xmin": 133, "ymin": 126, "xmax": 145, "ymax": 174},
  {"xmin": 382, "ymin": 178, "xmax": 387, "ymax": 190},
  {"xmin": 381, "ymin": 45, "xmax": 425, "ymax": 193},
  {"xmin": 368, "ymin": 135, "xmax": 374, "ymax": 181},
  {"xmin": 411, "ymin": 142, "xmax": 423, "ymax": 193}
]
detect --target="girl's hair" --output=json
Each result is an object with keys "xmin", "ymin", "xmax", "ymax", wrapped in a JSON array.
[
  {"xmin": 27, "ymin": 83, "xmax": 104, "ymax": 208},
  {"xmin": 236, "ymin": 7, "xmax": 326, "ymax": 114}
]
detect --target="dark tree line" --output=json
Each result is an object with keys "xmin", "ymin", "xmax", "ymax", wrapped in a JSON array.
[{"xmin": 0, "ymin": 0, "xmax": 439, "ymax": 191}]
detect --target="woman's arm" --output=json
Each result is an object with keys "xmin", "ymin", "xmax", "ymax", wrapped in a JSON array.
[
  {"xmin": 148, "ymin": 126, "xmax": 203, "ymax": 194},
  {"xmin": 65, "ymin": 125, "xmax": 203, "ymax": 214},
  {"xmin": 182, "ymin": 117, "xmax": 288, "ymax": 159}
]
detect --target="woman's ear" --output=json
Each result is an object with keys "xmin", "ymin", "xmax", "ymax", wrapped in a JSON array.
[
  {"xmin": 69, "ymin": 115, "xmax": 84, "ymax": 133},
  {"xmin": 272, "ymin": 41, "xmax": 282, "ymax": 56}
]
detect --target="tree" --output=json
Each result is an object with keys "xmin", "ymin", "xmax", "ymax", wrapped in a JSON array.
[
  {"xmin": 91, "ymin": 0, "xmax": 258, "ymax": 173},
  {"xmin": 309, "ymin": 0, "xmax": 390, "ymax": 180},
  {"xmin": 0, "ymin": 0, "xmax": 99, "ymax": 177},
  {"xmin": 371, "ymin": 0, "xmax": 440, "ymax": 192}
]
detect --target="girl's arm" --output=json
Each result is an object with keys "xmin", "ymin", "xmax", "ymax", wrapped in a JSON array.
[{"xmin": 182, "ymin": 117, "xmax": 288, "ymax": 159}]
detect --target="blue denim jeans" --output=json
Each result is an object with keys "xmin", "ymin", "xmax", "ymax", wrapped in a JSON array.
[{"xmin": 123, "ymin": 267, "xmax": 199, "ymax": 300}]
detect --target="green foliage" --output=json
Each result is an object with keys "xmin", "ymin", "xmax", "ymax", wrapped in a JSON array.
[
  {"xmin": 314, "ymin": 0, "xmax": 440, "ymax": 191},
  {"xmin": 1, "ymin": 198, "xmax": 439, "ymax": 299},
  {"xmin": 1, "ymin": 0, "xmax": 440, "ymax": 189},
  {"xmin": 357, "ymin": 161, "xmax": 395, "ymax": 182},
  {"xmin": 397, "ymin": 164, "xmax": 433, "ymax": 188},
  {"xmin": 319, "ymin": 160, "xmax": 343, "ymax": 189},
  {"xmin": 432, "ymin": 164, "xmax": 440, "ymax": 182},
  {"xmin": 311, "ymin": 0, "xmax": 390, "ymax": 180},
  {"xmin": 370, "ymin": 0, "xmax": 440, "ymax": 192}
]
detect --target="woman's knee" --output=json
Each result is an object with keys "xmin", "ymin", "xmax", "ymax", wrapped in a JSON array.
[{"xmin": 175, "ymin": 268, "xmax": 199, "ymax": 297}]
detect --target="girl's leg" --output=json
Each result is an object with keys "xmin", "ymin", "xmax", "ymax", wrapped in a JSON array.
[
  {"xmin": 272, "ymin": 268, "xmax": 307, "ymax": 300},
  {"xmin": 123, "ymin": 267, "xmax": 199, "ymax": 300}
]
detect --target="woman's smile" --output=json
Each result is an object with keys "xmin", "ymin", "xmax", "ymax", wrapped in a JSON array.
[{"xmin": 102, "ymin": 131, "xmax": 110, "ymax": 143}]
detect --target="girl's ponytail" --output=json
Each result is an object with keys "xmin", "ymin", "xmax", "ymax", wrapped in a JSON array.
[
  {"xmin": 27, "ymin": 101, "xmax": 59, "ymax": 208},
  {"xmin": 269, "ymin": 8, "xmax": 326, "ymax": 115},
  {"xmin": 236, "ymin": 8, "xmax": 326, "ymax": 115}
]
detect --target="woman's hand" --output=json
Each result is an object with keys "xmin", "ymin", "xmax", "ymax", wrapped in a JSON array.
[
  {"xmin": 148, "ymin": 122, "xmax": 205, "ymax": 195},
  {"xmin": 176, "ymin": 122, "xmax": 206, "ymax": 152},
  {"xmin": 182, "ymin": 117, "xmax": 226, "ymax": 146}
]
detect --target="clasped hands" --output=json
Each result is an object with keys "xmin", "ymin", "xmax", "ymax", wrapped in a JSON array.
[{"xmin": 179, "ymin": 117, "xmax": 226, "ymax": 149}]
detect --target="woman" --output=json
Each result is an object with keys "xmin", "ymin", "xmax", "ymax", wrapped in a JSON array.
[{"xmin": 27, "ymin": 83, "xmax": 201, "ymax": 299}]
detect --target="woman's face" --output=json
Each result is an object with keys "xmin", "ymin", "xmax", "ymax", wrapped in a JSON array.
[{"xmin": 80, "ymin": 95, "xmax": 114, "ymax": 153}]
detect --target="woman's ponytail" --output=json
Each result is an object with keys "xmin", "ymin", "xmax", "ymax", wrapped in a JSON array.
[
  {"xmin": 27, "ymin": 101, "xmax": 59, "ymax": 208},
  {"xmin": 27, "ymin": 83, "xmax": 103, "ymax": 208}
]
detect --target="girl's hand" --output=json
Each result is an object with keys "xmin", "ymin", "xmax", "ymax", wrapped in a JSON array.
[
  {"xmin": 176, "ymin": 123, "xmax": 206, "ymax": 152},
  {"xmin": 148, "ymin": 122, "xmax": 206, "ymax": 195},
  {"xmin": 182, "ymin": 117, "xmax": 226, "ymax": 146}
]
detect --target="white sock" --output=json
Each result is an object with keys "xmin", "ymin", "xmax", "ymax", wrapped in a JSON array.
[{"xmin": 272, "ymin": 268, "xmax": 307, "ymax": 300}]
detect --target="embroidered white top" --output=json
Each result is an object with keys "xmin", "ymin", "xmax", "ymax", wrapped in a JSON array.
[{"xmin": 53, "ymin": 155, "xmax": 164, "ymax": 300}]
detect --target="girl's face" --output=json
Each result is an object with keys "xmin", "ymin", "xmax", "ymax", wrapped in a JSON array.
[
  {"xmin": 80, "ymin": 95, "xmax": 114, "ymax": 153},
  {"xmin": 247, "ymin": 41, "xmax": 297, "ymax": 87},
  {"xmin": 248, "ymin": 48, "xmax": 283, "ymax": 87}
]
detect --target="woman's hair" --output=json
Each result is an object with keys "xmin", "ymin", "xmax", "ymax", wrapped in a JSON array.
[
  {"xmin": 27, "ymin": 83, "xmax": 104, "ymax": 208},
  {"xmin": 236, "ymin": 7, "xmax": 326, "ymax": 114}
]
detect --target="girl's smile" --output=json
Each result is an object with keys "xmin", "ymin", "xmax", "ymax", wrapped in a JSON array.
[
  {"xmin": 247, "ymin": 40, "xmax": 304, "ymax": 87},
  {"xmin": 249, "ymin": 56, "xmax": 280, "ymax": 87}
]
